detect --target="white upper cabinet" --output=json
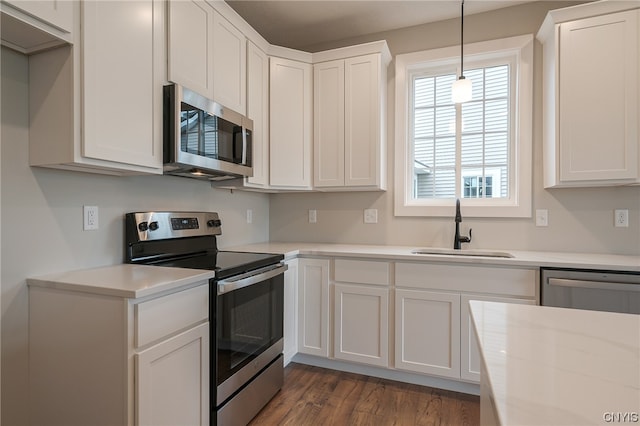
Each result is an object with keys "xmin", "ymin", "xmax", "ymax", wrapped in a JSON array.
[
  {"xmin": 246, "ymin": 40, "xmax": 270, "ymax": 187},
  {"xmin": 81, "ymin": 0, "xmax": 164, "ymax": 170},
  {"xmin": 269, "ymin": 55, "xmax": 313, "ymax": 189},
  {"xmin": 4, "ymin": 0, "xmax": 73, "ymax": 32},
  {"xmin": 212, "ymin": 9, "xmax": 247, "ymax": 114},
  {"xmin": 29, "ymin": 0, "xmax": 164, "ymax": 175},
  {"xmin": 537, "ymin": 4, "xmax": 640, "ymax": 187},
  {"xmin": 313, "ymin": 42, "xmax": 390, "ymax": 191},
  {"xmin": 167, "ymin": 0, "xmax": 214, "ymax": 98}
]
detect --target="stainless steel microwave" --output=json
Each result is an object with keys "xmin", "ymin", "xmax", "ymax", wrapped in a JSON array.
[{"xmin": 163, "ymin": 84, "xmax": 253, "ymax": 181}]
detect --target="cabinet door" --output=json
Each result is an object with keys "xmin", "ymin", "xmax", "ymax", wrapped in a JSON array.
[
  {"xmin": 283, "ymin": 259, "xmax": 299, "ymax": 365},
  {"xmin": 297, "ymin": 258, "xmax": 330, "ymax": 356},
  {"xmin": 167, "ymin": 0, "xmax": 214, "ymax": 98},
  {"xmin": 314, "ymin": 60, "xmax": 345, "ymax": 187},
  {"xmin": 213, "ymin": 10, "xmax": 246, "ymax": 114},
  {"xmin": 395, "ymin": 289, "xmax": 461, "ymax": 379},
  {"xmin": 334, "ymin": 283, "xmax": 389, "ymax": 367},
  {"xmin": 460, "ymin": 295, "xmax": 535, "ymax": 383},
  {"xmin": 137, "ymin": 323, "xmax": 209, "ymax": 426},
  {"xmin": 345, "ymin": 53, "xmax": 382, "ymax": 187},
  {"xmin": 270, "ymin": 57, "xmax": 313, "ymax": 189},
  {"xmin": 82, "ymin": 0, "xmax": 163, "ymax": 170},
  {"xmin": 558, "ymin": 10, "xmax": 639, "ymax": 183},
  {"xmin": 246, "ymin": 41, "xmax": 270, "ymax": 187},
  {"xmin": 5, "ymin": 0, "xmax": 73, "ymax": 33}
]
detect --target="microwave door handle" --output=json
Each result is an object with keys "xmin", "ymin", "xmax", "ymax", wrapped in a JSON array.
[
  {"xmin": 242, "ymin": 127, "xmax": 247, "ymax": 165},
  {"xmin": 217, "ymin": 264, "xmax": 288, "ymax": 295}
]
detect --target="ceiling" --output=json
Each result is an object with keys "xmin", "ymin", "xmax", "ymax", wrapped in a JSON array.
[{"xmin": 225, "ymin": 0, "xmax": 535, "ymax": 50}]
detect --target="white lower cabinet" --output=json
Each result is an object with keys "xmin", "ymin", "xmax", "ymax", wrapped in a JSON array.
[
  {"xmin": 28, "ymin": 282, "xmax": 210, "ymax": 426},
  {"xmin": 137, "ymin": 323, "xmax": 209, "ymax": 426},
  {"xmin": 395, "ymin": 289, "xmax": 461, "ymax": 379},
  {"xmin": 334, "ymin": 283, "xmax": 389, "ymax": 367},
  {"xmin": 297, "ymin": 258, "xmax": 330, "ymax": 356},
  {"xmin": 460, "ymin": 294, "xmax": 536, "ymax": 382},
  {"xmin": 283, "ymin": 259, "xmax": 299, "ymax": 364}
]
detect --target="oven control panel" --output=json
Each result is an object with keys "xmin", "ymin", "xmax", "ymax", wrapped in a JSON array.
[{"xmin": 125, "ymin": 211, "xmax": 222, "ymax": 242}]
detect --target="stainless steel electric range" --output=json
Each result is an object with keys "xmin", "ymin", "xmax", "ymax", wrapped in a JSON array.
[{"xmin": 125, "ymin": 211, "xmax": 286, "ymax": 426}]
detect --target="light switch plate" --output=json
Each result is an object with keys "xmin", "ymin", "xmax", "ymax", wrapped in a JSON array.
[
  {"xmin": 308, "ymin": 209, "xmax": 317, "ymax": 223},
  {"xmin": 535, "ymin": 209, "xmax": 548, "ymax": 227}
]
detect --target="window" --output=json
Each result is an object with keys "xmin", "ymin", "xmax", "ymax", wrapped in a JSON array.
[{"xmin": 395, "ymin": 35, "xmax": 533, "ymax": 217}]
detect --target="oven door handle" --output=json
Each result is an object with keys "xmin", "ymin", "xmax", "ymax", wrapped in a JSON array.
[
  {"xmin": 548, "ymin": 278, "xmax": 640, "ymax": 292},
  {"xmin": 217, "ymin": 263, "xmax": 288, "ymax": 295}
]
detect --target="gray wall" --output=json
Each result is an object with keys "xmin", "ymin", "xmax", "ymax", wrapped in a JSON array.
[
  {"xmin": 269, "ymin": 1, "xmax": 640, "ymax": 254},
  {"xmin": 1, "ymin": 46, "xmax": 270, "ymax": 425}
]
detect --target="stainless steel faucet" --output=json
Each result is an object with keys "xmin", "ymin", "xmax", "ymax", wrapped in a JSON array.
[{"xmin": 454, "ymin": 198, "xmax": 472, "ymax": 249}]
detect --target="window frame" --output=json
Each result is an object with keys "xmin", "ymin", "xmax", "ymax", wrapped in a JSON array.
[{"xmin": 394, "ymin": 34, "xmax": 534, "ymax": 218}]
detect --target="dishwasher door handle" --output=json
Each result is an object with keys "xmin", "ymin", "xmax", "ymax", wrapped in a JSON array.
[{"xmin": 548, "ymin": 278, "xmax": 640, "ymax": 293}]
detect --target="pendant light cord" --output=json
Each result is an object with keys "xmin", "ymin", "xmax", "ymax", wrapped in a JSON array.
[{"xmin": 460, "ymin": 0, "xmax": 465, "ymax": 79}]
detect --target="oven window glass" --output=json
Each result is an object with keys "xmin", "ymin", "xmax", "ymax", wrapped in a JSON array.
[
  {"xmin": 180, "ymin": 102, "xmax": 248, "ymax": 164},
  {"xmin": 217, "ymin": 275, "xmax": 283, "ymax": 385}
]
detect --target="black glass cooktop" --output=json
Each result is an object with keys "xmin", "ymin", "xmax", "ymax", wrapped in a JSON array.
[{"xmin": 154, "ymin": 250, "xmax": 284, "ymax": 280}]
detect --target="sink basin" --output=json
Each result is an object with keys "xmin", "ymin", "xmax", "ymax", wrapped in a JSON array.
[{"xmin": 411, "ymin": 248, "xmax": 514, "ymax": 258}]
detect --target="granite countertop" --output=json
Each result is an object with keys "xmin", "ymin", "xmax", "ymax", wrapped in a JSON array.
[
  {"xmin": 469, "ymin": 301, "xmax": 640, "ymax": 425},
  {"xmin": 226, "ymin": 242, "xmax": 640, "ymax": 272},
  {"xmin": 27, "ymin": 264, "xmax": 215, "ymax": 299}
]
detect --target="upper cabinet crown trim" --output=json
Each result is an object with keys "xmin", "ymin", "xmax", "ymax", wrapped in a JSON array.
[{"xmin": 312, "ymin": 40, "xmax": 392, "ymax": 65}]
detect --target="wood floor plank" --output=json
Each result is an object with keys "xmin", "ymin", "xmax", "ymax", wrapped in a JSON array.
[{"xmin": 249, "ymin": 363, "xmax": 480, "ymax": 426}]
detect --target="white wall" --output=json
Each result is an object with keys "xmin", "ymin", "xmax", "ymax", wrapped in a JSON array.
[
  {"xmin": 270, "ymin": 1, "xmax": 640, "ymax": 255},
  {"xmin": 0, "ymin": 46, "xmax": 270, "ymax": 425}
]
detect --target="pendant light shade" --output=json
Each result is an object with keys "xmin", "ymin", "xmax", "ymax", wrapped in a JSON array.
[{"xmin": 452, "ymin": 0, "xmax": 472, "ymax": 104}]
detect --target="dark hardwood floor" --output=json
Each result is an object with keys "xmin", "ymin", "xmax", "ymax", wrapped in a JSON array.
[{"xmin": 249, "ymin": 363, "xmax": 480, "ymax": 425}]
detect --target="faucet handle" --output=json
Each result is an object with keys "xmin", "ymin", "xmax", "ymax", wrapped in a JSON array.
[{"xmin": 460, "ymin": 228, "xmax": 472, "ymax": 244}]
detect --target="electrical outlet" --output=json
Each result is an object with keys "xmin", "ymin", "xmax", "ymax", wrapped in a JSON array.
[
  {"xmin": 83, "ymin": 205, "xmax": 99, "ymax": 231},
  {"xmin": 364, "ymin": 209, "xmax": 378, "ymax": 224},
  {"xmin": 535, "ymin": 209, "xmax": 549, "ymax": 227},
  {"xmin": 614, "ymin": 209, "xmax": 629, "ymax": 228},
  {"xmin": 246, "ymin": 209, "xmax": 253, "ymax": 224},
  {"xmin": 308, "ymin": 209, "xmax": 317, "ymax": 223}
]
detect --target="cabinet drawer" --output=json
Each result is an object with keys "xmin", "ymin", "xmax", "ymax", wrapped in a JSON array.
[
  {"xmin": 135, "ymin": 284, "xmax": 209, "ymax": 347},
  {"xmin": 396, "ymin": 263, "xmax": 536, "ymax": 297},
  {"xmin": 334, "ymin": 259, "xmax": 390, "ymax": 286}
]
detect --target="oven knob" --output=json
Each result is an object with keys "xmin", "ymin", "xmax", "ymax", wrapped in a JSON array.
[
  {"xmin": 148, "ymin": 221, "xmax": 159, "ymax": 231},
  {"xmin": 138, "ymin": 222, "xmax": 149, "ymax": 232},
  {"xmin": 207, "ymin": 219, "xmax": 222, "ymax": 227}
]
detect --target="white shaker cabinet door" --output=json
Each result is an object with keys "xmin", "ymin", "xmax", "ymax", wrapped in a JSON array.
[
  {"xmin": 269, "ymin": 57, "xmax": 313, "ymax": 189},
  {"xmin": 167, "ymin": 0, "xmax": 215, "ymax": 99},
  {"xmin": 314, "ymin": 59, "xmax": 346, "ymax": 187},
  {"xmin": 557, "ymin": 9, "xmax": 639, "ymax": 184},
  {"xmin": 82, "ymin": 0, "xmax": 163, "ymax": 170},
  {"xmin": 297, "ymin": 258, "xmax": 330, "ymax": 357},
  {"xmin": 395, "ymin": 289, "xmax": 461, "ymax": 379},
  {"xmin": 334, "ymin": 283, "xmax": 389, "ymax": 367},
  {"xmin": 246, "ymin": 41, "xmax": 270, "ymax": 187},
  {"xmin": 137, "ymin": 323, "xmax": 210, "ymax": 426},
  {"xmin": 212, "ymin": 9, "xmax": 246, "ymax": 114}
]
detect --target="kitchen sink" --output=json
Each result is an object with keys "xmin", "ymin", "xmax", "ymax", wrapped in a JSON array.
[{"xmin": 411, "ymin": 248, "xmax": 515, "ymax": 258}]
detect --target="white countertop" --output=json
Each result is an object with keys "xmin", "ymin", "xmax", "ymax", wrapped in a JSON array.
[
  {"xmin": 469, "ymin": 301, "xmax": 640, "ymax": 425},
  {"xmin": 27, "ymin": 264, "xmax": 215, "ymax": 299},
  {"xmin": 227, "ymin": 242, "xmax": 640, "ymax": 272}
]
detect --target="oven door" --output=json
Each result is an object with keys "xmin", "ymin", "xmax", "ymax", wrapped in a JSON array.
[{"xmin": 215, "ymin": 264, "xmax": 286, "ymax": 406}]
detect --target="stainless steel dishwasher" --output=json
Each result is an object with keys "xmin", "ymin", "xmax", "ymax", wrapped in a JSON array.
[{"xmin": 541, "ymin": 268, "xmax": 640, "ymax": 314}]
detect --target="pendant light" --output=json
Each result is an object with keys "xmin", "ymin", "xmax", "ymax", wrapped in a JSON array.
[{"xmin": 451, "ymin": 0, "xmax": 472, "ymax": 104}]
